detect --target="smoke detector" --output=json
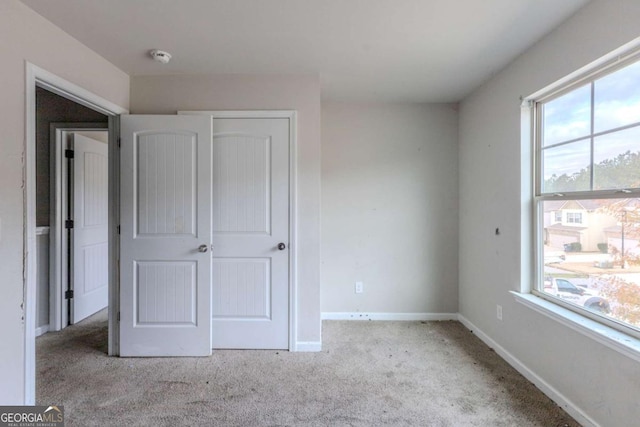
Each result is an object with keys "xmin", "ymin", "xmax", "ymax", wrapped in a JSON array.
[{"xmin": 149, "ymin": 49, "xmax": 172, "ymax": 64}]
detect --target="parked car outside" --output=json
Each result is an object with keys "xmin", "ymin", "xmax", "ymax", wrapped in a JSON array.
[
  {"xmin": 544, "ymin": 245, "xmax": 566, "ymax": 264},
  {"xmin": 543, "ymin": 277, "xmax": 610, "ymax": 313}
]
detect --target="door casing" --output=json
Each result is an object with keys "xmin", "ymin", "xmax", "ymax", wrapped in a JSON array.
[{"xmin": 25, "ymin": 63, "xmax": 127, "ymax": 405}]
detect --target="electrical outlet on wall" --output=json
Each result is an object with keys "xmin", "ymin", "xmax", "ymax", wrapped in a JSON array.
[
  {"xmin": 496, "ymin": 304, "xmax": 503, "ymax": 321},
  {"xmin": 355, "ymin": 281, "xmax": 364, "ymax": 294}
]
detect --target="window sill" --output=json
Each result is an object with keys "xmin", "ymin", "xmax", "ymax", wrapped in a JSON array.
[{"xmin": 511, "ymin": 291, "xmax": 640, "ymax": 363}]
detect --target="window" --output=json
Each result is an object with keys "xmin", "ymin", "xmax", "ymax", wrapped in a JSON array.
[
  {"xmin": 566, "ymin": 212, "xmax": 582, "ymax": 224},
  {"xmin": 534, "ymin": 55, "xmax": 640, "ymax": 337}
]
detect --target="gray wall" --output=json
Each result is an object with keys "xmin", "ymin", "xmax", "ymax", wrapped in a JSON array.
[
  {"xmin": 321, "ymin": 102, "xmax": 458, "ymax": 315},
  {"xmin": 0, "ymin": 0, "xmax": 129, "ymax": 404},
  {"xmin": 458, "ymin": 0, "xmax": 640, "ymax": 425},
  {"xmin": 36, "ymin": 88, "xmax": 108, "ymax": 226},
  {"xmin": 130, "ymin": 74, "xmax": 322, "ymax": 345}
]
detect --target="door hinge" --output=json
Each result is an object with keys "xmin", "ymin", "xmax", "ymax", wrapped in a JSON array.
[
  {"xmin": 117, "ymin": 137, "xmax": 121, "ymax": 148},
  {"xmin": 65, "ymin": 290, "xmax": 74, "ymax": 299},
  {"xmin": 117, "ymin": 225, "xmax": 121, "ymax": 234},
  {"xmin": 117, "ymin": 312, "xmax": 120, "ymax": 322},
  {"xmin": 65, "ymin": 219, "xmax": 74, "ymax": 229},
  {"xmin": 65, "ymin": 149, "xmax": 74, "ymax": 159}
]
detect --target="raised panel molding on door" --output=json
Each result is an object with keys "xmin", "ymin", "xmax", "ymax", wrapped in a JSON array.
[
  {"xmin": 136, "ymin": 132, "xmax": 197, "ymax": 236},
  {"xmin": 135, "ymin": 261, "xmax": 197, "ymax": 325},
  {"xmin": 212, "ymin": 134, "xmax": 271, "ymax": 234},
  {"xmin": 212, "ymin": 258, "xmax": 271, "ymax": 320},
  {"xmin": 120, "ymin": 115, "xmax": 212, "ymax": 357}
]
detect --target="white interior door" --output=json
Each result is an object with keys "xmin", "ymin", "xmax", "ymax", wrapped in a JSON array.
[
  {"xmin": 120, "ymin": 115, "xmax": 212, "ymax": 357},
  {"xmin": 211, "ymin": 118, "xmax": 289, "ymax": 349},
  {"xmin": 71, "ymin": 133, "xmax": 108, "ymax": 323}
]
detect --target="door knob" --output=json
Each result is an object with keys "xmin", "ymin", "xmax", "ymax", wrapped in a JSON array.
[
  {"xmin": 277, "ymin": 243, "xmax": 286, "ymax": 250},
  {"xmin": 198, "ymin": 244, "xmax": 208, "ymax": 253}
]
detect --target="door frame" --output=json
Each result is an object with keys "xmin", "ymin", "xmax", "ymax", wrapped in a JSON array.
[
  {"xmin": 179, "ymin": 110, "xmax": 299, "ymax": 351},
  {"xmin": 25, "ymin": 63, "xmax": 128, "ymax": 404},
  {"xmin": 49, "ymin": 124, "xmax": 108, "ymax": 332}
]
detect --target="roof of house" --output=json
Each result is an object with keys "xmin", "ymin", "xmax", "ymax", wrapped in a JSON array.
[
  {"xmin": 546, "ymin": 223, "xmax": 588, "ymax": 232},
  {"xmin": 543, "ymin": 201, "xmax": 566, "ymax": 212},
  {"xmin": 543, "ymin": 198, "xmax": 640, "ymax": 212}
]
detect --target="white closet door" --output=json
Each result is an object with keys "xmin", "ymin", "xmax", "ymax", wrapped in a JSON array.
[
  {"xmin": 210, "ymin": 118, "xmax": 289, "ymax": 349},
  {"xmin": 119, "ymin": 115, "xmax": 212, "ymax": 357}
]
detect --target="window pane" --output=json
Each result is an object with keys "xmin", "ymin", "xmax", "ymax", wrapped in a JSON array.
[
  {"xmin": 567, "ymin": 212, "xmax": 583, "ymax": 223},
  {"xmin": 542, "ymin": 198, "xmax": 640, "ymax": 331},
  {"xmin": 542, "ymin": 139, "xmax": 591, "ymax": 193},
  {"xmin": 543, "ymin": 84, "xmax": 591, "ymax": 146},
  {"xmin": 594, "ymin": 60, "xmax": 640, "ymax": 133},
  {"xmin": 593, "ymin": 125, "xmax": 640, "ymax": 190}
]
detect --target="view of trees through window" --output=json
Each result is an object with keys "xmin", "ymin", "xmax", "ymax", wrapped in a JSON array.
[
  {"xmin": 537, "ymin": 57, "xmax": 640, "ymax": 333},
  {"xmin": 544, "ymin": 150, "xmax": 640, "ymax": 194}
]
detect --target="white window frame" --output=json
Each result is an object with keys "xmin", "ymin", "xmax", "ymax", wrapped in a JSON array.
[{"xmin": 530, "ymin": 47, "xmax": 640, "ymax": 341}]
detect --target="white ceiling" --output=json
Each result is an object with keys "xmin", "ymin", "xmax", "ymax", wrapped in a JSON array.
[{"xmin": 22, "ymin": 0, "xmax": 589, "ymax": 102}]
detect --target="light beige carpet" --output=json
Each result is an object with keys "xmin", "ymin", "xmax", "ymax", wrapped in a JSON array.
[{"xmin": 37, "ymin": 311, "xmax": 579, "ymax": 426}]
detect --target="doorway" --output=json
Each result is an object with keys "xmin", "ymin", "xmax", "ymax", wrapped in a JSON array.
[{"xmin": 35, "ymin": 88, "xmax": 109, "ymax": 334}]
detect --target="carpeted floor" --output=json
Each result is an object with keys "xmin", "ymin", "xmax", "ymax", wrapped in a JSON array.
[{"xmin": 37, "ymin": 310, "xmax": 580, "ymax": 426}]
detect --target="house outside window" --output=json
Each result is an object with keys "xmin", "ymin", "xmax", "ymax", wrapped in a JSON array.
[{"xmin": 534, "ymin": 54, "xmax": 640, "ymax": 338}]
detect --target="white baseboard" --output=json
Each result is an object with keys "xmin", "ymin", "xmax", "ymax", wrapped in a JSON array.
[
  {"xmin": 457, "ymin": 314, "xmax": 599, "ymax": 427},
  {"xmin": 294, "ymin": 341, "xmax": 322, "ymax": 352},
  {"xmin": 321, "ymin": 312, "xmax": 458, "ymax": 321},
  {"xmin": 35, "ymin": 325, "xmax": 49, "ymax": 337}
]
